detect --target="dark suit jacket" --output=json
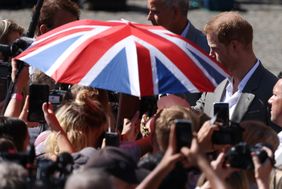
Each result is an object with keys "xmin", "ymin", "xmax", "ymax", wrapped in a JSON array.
[
  {"xmin": 180, "ymin": 22, "xmax": 209, "ymax": 105},
  {"xmin": 194, "ymin": 63, "xmax": 281, "ymax": 132},
  {"xmin": 185, "ymin": 22, "xmax": 210, "ymax": 53}
]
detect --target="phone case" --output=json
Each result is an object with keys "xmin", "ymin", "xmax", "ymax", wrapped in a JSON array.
[{"xmin": 27, "ymin": 84, "xmax": 49, "ymax": 123}]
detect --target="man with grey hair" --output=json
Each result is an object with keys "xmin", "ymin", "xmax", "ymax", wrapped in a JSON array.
[
  {"xmin": 147, "ymin": 0, "xmax": 209, "ymax": 106},
  {"xmin": 65, "ymin": 169, "xmax": 114, "ymax": 189},
  {"xmin": 0, "ymin": 161, "xmax": 27, "ymax": 189},
  {"xmin": 147, "ymin": 0, "xmax": 209, "ymax": 53}
]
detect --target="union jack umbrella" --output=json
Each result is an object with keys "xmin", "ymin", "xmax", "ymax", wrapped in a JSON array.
[{"xmin": 16, "ymin": 19, "xmax": 229, "ymax": 97}]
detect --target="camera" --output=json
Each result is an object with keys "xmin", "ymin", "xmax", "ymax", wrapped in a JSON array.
[
  {"xmin": 225, "ymin": 142, "xmax": 268, "ymax": 170},
  {"xmin": 211, "ymin": 121, "xmax": 244, "ymax": 145},
  {"xmin": 0, "ymin": 62, "xmax": 11, "ymax": 102},
  {"xmin": 0, "ymin": 146, "xmax": 74, "ymax": 189},
  {"xmin": 34, "ymin": 152, "xmax": 74, "ymax": 189}
]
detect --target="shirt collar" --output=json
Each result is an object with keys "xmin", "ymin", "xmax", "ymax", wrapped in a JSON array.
[
  {"xmin": 238, "ymin": 59, "xmax": 260, "ymax": 91},
  {"xmin": 226, "ymin": 59, "xmax": 260, "ymax": 93},
  {"xmin": 181, "ymin": 21, "xmax": 190, "ymax": 37}
]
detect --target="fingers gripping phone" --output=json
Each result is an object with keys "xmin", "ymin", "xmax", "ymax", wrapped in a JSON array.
[
  {"xmin": 213, "ymin": 102, "xmax": 229, "ymax": 127},
  {"xmin": 174, "ymin": 119, "xmax": 193, "ymax": 151},
  {"xmin": 28, "ymin": 84, "xmax": 49, "ymax": 123}
]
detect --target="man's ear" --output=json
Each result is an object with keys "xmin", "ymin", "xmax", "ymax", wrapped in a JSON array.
[
  {"xmin": 230, "ymin": 40, "xmax": 241, "ymax": 52},
  {"xmin": 39, "ymin": 24, "xmax": 49, "ymax": 35}
]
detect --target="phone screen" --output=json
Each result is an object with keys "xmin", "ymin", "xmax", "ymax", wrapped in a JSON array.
[
  {"xmin": 174, "ymin": 119, "xmax": 193, "ymax": 151},
  {"xmin": 213, "ymin": 102, "xmax": 229, "ymax": 127},
  {"xmin": 28, "ymin": 84, "xmax": 49, "ymax": 123}
]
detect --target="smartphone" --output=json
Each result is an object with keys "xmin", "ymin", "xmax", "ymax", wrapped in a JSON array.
[
  {"xmin": 174, "ymin": 119, "xmax": 193, "ymax": 151},
  {"xmin": 213, "ymin": 102, "xmax": 229, "ymax": 127},
  {"xmin": 105, "ymin": 132, "xmax": 120, "ymax": 147},
  {"xmin": 28, "ymin": 84, "xmax": 49, "ymax": 123}
]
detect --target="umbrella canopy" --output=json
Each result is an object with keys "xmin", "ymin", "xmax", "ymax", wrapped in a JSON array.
[{"xmin": 16, "ymin": 19, "xmax": 229, "ymax": 97}]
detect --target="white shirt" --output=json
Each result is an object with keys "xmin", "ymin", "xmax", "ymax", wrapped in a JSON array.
[
  {"xmin": 223, "ymin": 60, "xmax": 260, "ymax": 118},
  {"xmin": 275, "ymin": 131, "xmax": 282, "ymax": 166}
]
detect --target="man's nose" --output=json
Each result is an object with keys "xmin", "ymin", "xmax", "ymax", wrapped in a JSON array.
[{"xmin": 268, "ymin": 96, "xmax": 273, "ymax": 105}]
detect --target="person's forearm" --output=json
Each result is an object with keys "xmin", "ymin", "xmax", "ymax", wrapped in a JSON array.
[
  {"xmin": 256, "ymin": 178, "xmax": 270, "ymax": 189},
  {"xmin": 197, "ymin": 155, "xmax": 226, "ymax": 189},
  {"xmin": 4, "ymin": 95, "xmax": 24, "ymax": 117}
]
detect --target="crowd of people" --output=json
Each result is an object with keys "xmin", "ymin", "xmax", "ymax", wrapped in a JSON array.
[{"xmin": 0, "ymin": 0, "xmax": 282, "ymax": 189}]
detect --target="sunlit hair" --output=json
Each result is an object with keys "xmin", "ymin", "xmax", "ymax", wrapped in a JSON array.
[
  {"xmin": 0, "ymin": 19, "xmax": 24, "ymax": 44},
  {"xmin": 154, "ymin": 106, "xmax": 199, "ymax": 151},
  {"xmin": 46, "ymin": 92, "xmax": 107, "ymax": 156},
  {"xmin": 37, "ymin": 0, "xmax": 80, "ymax": 34},
  {"xmin": 204, "ymin": 11, "xmax": 253, "ymax": 47}
]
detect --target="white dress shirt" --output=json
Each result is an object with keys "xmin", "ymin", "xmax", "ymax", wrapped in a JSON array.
[
  {"xmin": 275, "ymin": 131, "xmax": 282, "ymax": 166},
  {"xmin": 222, "ymin": 60, "xmax": 260, "ymax": 119}
]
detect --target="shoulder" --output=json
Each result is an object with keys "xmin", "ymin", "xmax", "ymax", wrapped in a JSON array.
[
  {"xmin": 186, "ymin": 22, "xmax": 210, "ymax": 53},
  {"xmin": 257, "ymin": 63, "xmax": 277, "ymax": 85}
]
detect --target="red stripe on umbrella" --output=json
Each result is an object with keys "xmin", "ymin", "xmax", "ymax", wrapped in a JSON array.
[
  {"xmin": 52, "ymin": 25, "xmax": 131, "ymax": 83},
  {"xmin": 137, "ymin": 42, "xmax": 154, "ymax": 96},
  {"xmin": 130, "ymin": 26, "xmax": 215, "ymax": 91}
]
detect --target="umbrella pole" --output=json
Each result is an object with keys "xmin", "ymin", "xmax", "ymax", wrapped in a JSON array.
[{"xmin": 116, "ymin": 94, "xmax": 140, "ymax": 132}]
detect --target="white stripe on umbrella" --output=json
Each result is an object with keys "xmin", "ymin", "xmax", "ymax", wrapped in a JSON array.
[
  {"xmin": 20, "ymin": 31, "xmax": 87, "ymax": 64},
  {"xmin": 132, "ymin": 36, "xmax": 199, "ymax": 93},
  {"xmin": 32, "ymin": 25, "xmax": 105, "ymax": 46},
  {"xmin": 152, "ymin": 30, "xmax": 228, "ymax": 86},
  {"xmin": 124, "ymin": 36, "xmax": 140, "ymax": 97},
  {"xmin": 79, "ymin": 36, "xmax": 139, "ymax": 95},
  {"xmin": 46, "ymin": 27, "xmax": 110, "ymax": 77}
]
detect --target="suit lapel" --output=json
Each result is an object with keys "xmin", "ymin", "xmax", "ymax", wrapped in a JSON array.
[
  {"xmin": 204, "ymin": 79, "xmax": 228, "ymax": 116},
  {"xmin": 231, "ymin": 62, "xmax": 263, "ymax": 122},
  {"xmin": 231, "ymin": 93, "xmax": 255, "ymax": 123}
]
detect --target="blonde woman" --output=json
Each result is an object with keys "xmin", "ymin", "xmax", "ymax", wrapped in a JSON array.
[{"xmin": 45, "ymin": 90, "xmax": 107, "ymax": 158}]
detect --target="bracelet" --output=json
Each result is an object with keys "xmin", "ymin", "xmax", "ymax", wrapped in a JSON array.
[{"xmin": 11, "ymin": 93, "xmax": 23, "ymax": 101}]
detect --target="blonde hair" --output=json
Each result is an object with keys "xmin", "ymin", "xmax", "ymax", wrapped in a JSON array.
[
  {"xmin": 72, "ymin": 86, "xmax": 115, "ymax": 128},
  {"xmin": 154, "ymin": 106, "xmax": 199, "ymax": 151},
  {"xmin": 46, "ymin": 92, "xmax": 107, "ymax": 156},
  {"xmin": 0, "ymin": 19, "xmax": 24, "ymax": 44}
]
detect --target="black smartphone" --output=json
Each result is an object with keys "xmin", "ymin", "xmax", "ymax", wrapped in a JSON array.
[
  {"xmin": 174, "ymin": 119, "xmax": 193, "ymax": 151},
  {"xmin": 28, "ymin": 84, "xmax": 49, "ymax": 123},
  {"xmin": 105, "ymin": 132, "xmax": 120, "ymax": 147},
  {"xmin": 213, "ymin": 102, "xmax": 229, "ymax": 127},
  {"xmin": 212, "ymin": 122, "xmax": 243, "ymax": 145}
]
